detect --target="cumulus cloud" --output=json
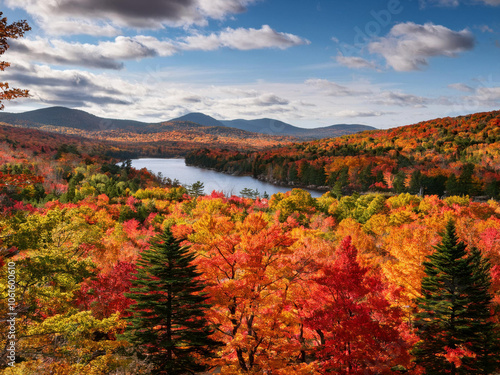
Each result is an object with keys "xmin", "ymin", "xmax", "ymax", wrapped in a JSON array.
[
  {"xmin": 180, "ymin": 25, "xmax": 310, "ymax": 51},
  {"xmin": 448, "ymin": 83, "xmax": 475, "ymax": 92},
  {"xmin": 6, "ymin": 0, "xmax": 260, "ymax": 34},
  {"xmin": 1, "ymin": 61, "xmax": 300, "ymax": 121},
  {"xmin": 372, "ymin": 91, "xmax": 431, "ymax": 107},
  {"xmin": 7, "ymin": 26, "xmax": 307, "ymax": 70},
  {"xmin": 479, "ymin": 25, "xmax": 494, "ymax": 33},
  {"xmin": 474, "ymin": 86, "xmax": 500, "ymax": 103},
  {"xmin": 252, "ymin": 93, "xmax": 290, "ymax": 106},
  {"xmin": 305, "ymin": 79, "xmax": 369, "ymax": 96},
  {"xmin": 2, "ymin": 63, "xmax": 134, "ymax": 107},
  {"xmin": 334, "ymin": 110, "xmax": 387, "ymax": 117},
  {"xmin": 369, "ymin": 22, "xmax": 475, "ymax": 71},
  {"xmin": 335, "ymin": 54, "xmax": 379, "ymax": 70},
  {"xmin": 7, "ymin": 36, "xmax": 170, "ymax": 70}
]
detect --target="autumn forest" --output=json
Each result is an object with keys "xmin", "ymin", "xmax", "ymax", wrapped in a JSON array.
[{"xmin": 2, "ymin": 11, "xmax": 500, "ymax": 375}]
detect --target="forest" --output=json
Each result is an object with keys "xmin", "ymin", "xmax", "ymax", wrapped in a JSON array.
[
  {"xmin": 0, "ymin": 107, "xmax": 500, "ymax": 374},
  {"xmin": 186, "ymin": 111, "xmax": 500, "ymax": 199},
  {"xmin": 0, "ymin": 117, "xmax": 293, "ymax": 159},
  {"xmin": 1, "ymin": 3, "xmax": 499, "ymax": 374}
]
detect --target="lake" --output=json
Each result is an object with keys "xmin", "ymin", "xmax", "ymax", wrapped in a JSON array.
[{"xmin": 130, "ymin": 158, "xmax": 325, "ymax": 198}]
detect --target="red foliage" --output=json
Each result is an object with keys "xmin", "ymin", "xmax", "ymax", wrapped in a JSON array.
[
  {"xmin": 305, "ymin": 237, "xmax": 410, "ymax": 374},
  {"xmin": 75, "ymin": 261, "xmax": 135, "ymax": 319}
]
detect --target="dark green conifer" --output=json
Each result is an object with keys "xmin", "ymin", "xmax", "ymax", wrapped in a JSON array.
[
  {"xmin": 124, "ymin": 228, "xmax": 219, "ymax": 374},
  {"xmin": 413, "ymin": 220, "xmax": 499, "ymax": 374}
]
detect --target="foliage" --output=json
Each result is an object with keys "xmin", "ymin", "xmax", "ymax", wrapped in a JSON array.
[
  {"xmin": 187, "ymin": 111, "xmax": 500, "ymax": 199},
  {"xmin": 0, "ymin": 13, "xmax": 31, "ymax": 110},
  {"xmin": 123, "ymin": 228, "xmax": 219, "ymax": 374},
  {"xmin": 413, "ymin": 220, "xmax": 500, "ymax": 374},
  {"xmin": 0, "ymin": 109, "xmax": 500, "ymax": 373}
]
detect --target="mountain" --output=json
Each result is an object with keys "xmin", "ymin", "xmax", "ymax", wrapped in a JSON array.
[
  {"xmin": 0, "ymin": 106, "xmax": 375, "ymax": 141},
  {"xmin": 0, "ymin": 106, "xmax": 148, "ymax": 131},
  {"xmin": 221, "ymin": 118, "xmax": 375, "ymax": 138},
  {"xmin": 170, "ymin": 112, "xmax": 225, "ymax": 128},
  {"xmin": 0, "ymin": 107, "xmax": 295, "ymax": 158}
]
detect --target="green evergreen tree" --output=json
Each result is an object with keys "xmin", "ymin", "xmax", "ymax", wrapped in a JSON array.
[
  {"xmin": 124, "ymin": 228, "xmax": 219, "ymax": 374},
  {"xmin": 393, "ymin": 171, "xmax": 407, "ymax": 194},
  {"xmin": 187, "ymin": 181, "xmax": 205, "ymax": 198},
  {"xmin": 412, "ymin": 220, "xmax": 499, "ymax": 374},
  {"xmin": 446, "ymin": 174, "xmax": 460, "ymax": 196},
  {"xmin": 409, "ymin": 170, "xmax": 423, "ymax": 195},
  {"xmin": 458, "ymin": 163, "xmax": 475, "ymax": 196}
]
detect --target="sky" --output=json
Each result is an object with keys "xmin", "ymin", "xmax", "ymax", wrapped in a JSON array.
[{"xmin": 1, "ymin": 0, "xmax": 500, "ymax": 129}]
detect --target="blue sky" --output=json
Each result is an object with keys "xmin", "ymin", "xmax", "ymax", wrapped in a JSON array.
[{"xmin": 1, "ymin": 0, "xmax": 500, "ymax": 129}]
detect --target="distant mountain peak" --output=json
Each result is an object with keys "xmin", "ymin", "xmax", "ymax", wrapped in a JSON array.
[
  {"xmin": 0, "ymin": 106, "xmax": 376, "ymax": 140},
  {"xmin": 170, "ymin": 112, "xmax": 224, "ymax": 128}
]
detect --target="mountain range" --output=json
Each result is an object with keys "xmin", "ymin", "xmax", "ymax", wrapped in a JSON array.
[{"xmin": 0, "ymin": 107, "xmax": 375, "ymax": 140}]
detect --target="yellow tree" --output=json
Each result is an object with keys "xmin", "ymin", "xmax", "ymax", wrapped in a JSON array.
[
  {"xmin": 381, "ymin": 221, "xmax": 445, "ymax": 310},
  {"xmin": 0, "ymin": 12, "xmax": 30, "ymax": 109}
]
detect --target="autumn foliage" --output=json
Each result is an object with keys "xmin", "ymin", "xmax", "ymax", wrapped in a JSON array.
[
  {"xmin": 0, "ymin": 110, "xmax": 500, "ymax": 373},
  {"xmin": 0, "ymin": 12, "xmax": 30, "ymax": 110},
  {"xmin": 187, "ymin": 110, "xmax": 500, "ymax": 199}
]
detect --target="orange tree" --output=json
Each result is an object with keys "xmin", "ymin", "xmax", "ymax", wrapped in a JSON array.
[{"xmin": 0, "ymin": 12, "xmax": 30, "ymax": 110}]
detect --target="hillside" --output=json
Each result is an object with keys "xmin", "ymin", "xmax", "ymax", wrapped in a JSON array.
[
  {"xmin": 186, "ymin": 110, "xmax": 500, "ymax": 199},
  {"xmin": 0, "ymin": 108, "xmax": 295, "ymax": 157},
  {"xmin": 0, "ymin": 106, "xmax": 147, "ymax": 131},
  {"xmin": 0, "ymin": 107, "xmax": 375, "ymax": 143},
  {"xmin": 1, "ymin": 107, "xmax": 500, "ymax": 374},
  {"xmin": 221, "ymin": 118, "xmax": 374, "ymax": 139},
  {"xmin": 170, "ymin": 112, "xmax": 225, "ymax": 127}
]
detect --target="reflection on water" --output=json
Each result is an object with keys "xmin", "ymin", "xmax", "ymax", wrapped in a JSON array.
[{"xmin": 130, "ymin": 158, "xmax": 324, "ymax": 198}]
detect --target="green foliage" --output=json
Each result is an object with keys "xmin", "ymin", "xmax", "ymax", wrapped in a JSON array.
[
  {"xmin": 187, "ymin": 181, "xmax": 205, "ymax": 197},
  {"xmin": 444, "ymin": 195, "xmax": 470, "ymax": 207},
  {"xmin": 123, "ymin": 228, "xmax": 219, "ymax": 374},
  {"xmin": 333, "ymin": 193, "xmax": 386, "ymax": 224},
  {"xmin": 239, "ymin": 187, "xmax": 261, "ymax": 199},
  {"xmin": 3, "ymin": 207, "xmax": 101, "ymax": 252},
  {"xmin": 269, "ymin": 188, "xmax": 317, "ymax": 224},
  {"xmin": 387, "ymin": 193, "xmax": 422, "ymax": 210},
  {"xmin": 412, "ymin": 221, "xmax": 500, "ymax": 374}
]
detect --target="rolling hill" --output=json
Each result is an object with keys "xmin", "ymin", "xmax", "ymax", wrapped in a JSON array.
[
  {"xmin": 0, "ymin": 107, "xmax": 375, "ymax": 141},
  {"xmin": 186, "ymin": 110, "xmax": 500, "ymax": 198},
  {"xmin": 171, "ymin": 112, "xmax": 375, "ymax": 139},
  {"xmin": 221, "ymin": 118, "xmax": 374, "ymax": 138},
  {"xmin": 0, "ymin": 107, "xmax": 295, "ymax": 158}
]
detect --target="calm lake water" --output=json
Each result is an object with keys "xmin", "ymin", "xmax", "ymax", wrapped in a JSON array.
[{"xmin": 130, "ymin": 158, "xmax": 324, "ymax": 198}]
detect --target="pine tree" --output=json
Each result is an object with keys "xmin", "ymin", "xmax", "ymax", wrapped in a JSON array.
[
  {"xmin": 412, "ymin": 220, "xmax": 499, "ymax": 374},
  {"xmin": 124, "ymin": 227, "xmax": 219, "ymax": 374}
]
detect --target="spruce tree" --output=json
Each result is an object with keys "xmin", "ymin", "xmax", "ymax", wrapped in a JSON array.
[
  {"xmin": 412, "ymin": 220, "xmax": 499, "ymax": 374},
  {"xmin": 124, "ymin": 227, "xmax": 219, "ymax": 374}
]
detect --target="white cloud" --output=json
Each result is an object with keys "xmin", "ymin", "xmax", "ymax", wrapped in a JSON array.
[
  {"xmin": 5, "ymin": 62, "xmax": 493, "ymax": 129},
  {"xmin": 369, "ymin": 22, "xmax": 475, "ymax": 71},
  {"xmin": 7, "ymin": 36, "xmax": 170, "ymax": 70},
  {"xmin": 334, "ymin": 110, "xmax": 387, "ymax": 117},
  {"xmin": 475, "ymin": 86, "xmax": 500, "ymax": 103},
  {"xmin": 448, "ymin": 83, "xmax": 475, "ymax": 92},
  {"xmin": 305, "ymin": 79, "xmax": 369, "ymax": 96},
  {"xmin": 372, "ymin": 91, "xmax": 431, "ymax": 107},
  {"xmin": 6, "ymin": 0, "xmax": 260, "ymax": 35},
  {"xmin": 7, "ymin": 26, "xmax": 306, "ymax": 70},
  {"xmin": 479, "ymin": 25, "xmax": 494, "ymax": 33},
  {"xmin": 2, "ymin": 62, "xmax": 138, "ymax": 107},
  {"xmin": 180, "ymin": 25, "xmax": 310, "ymax": 51},
  {"xmin": 335, "ymin": 53, "xmax": 379, "ymax": 70}
]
